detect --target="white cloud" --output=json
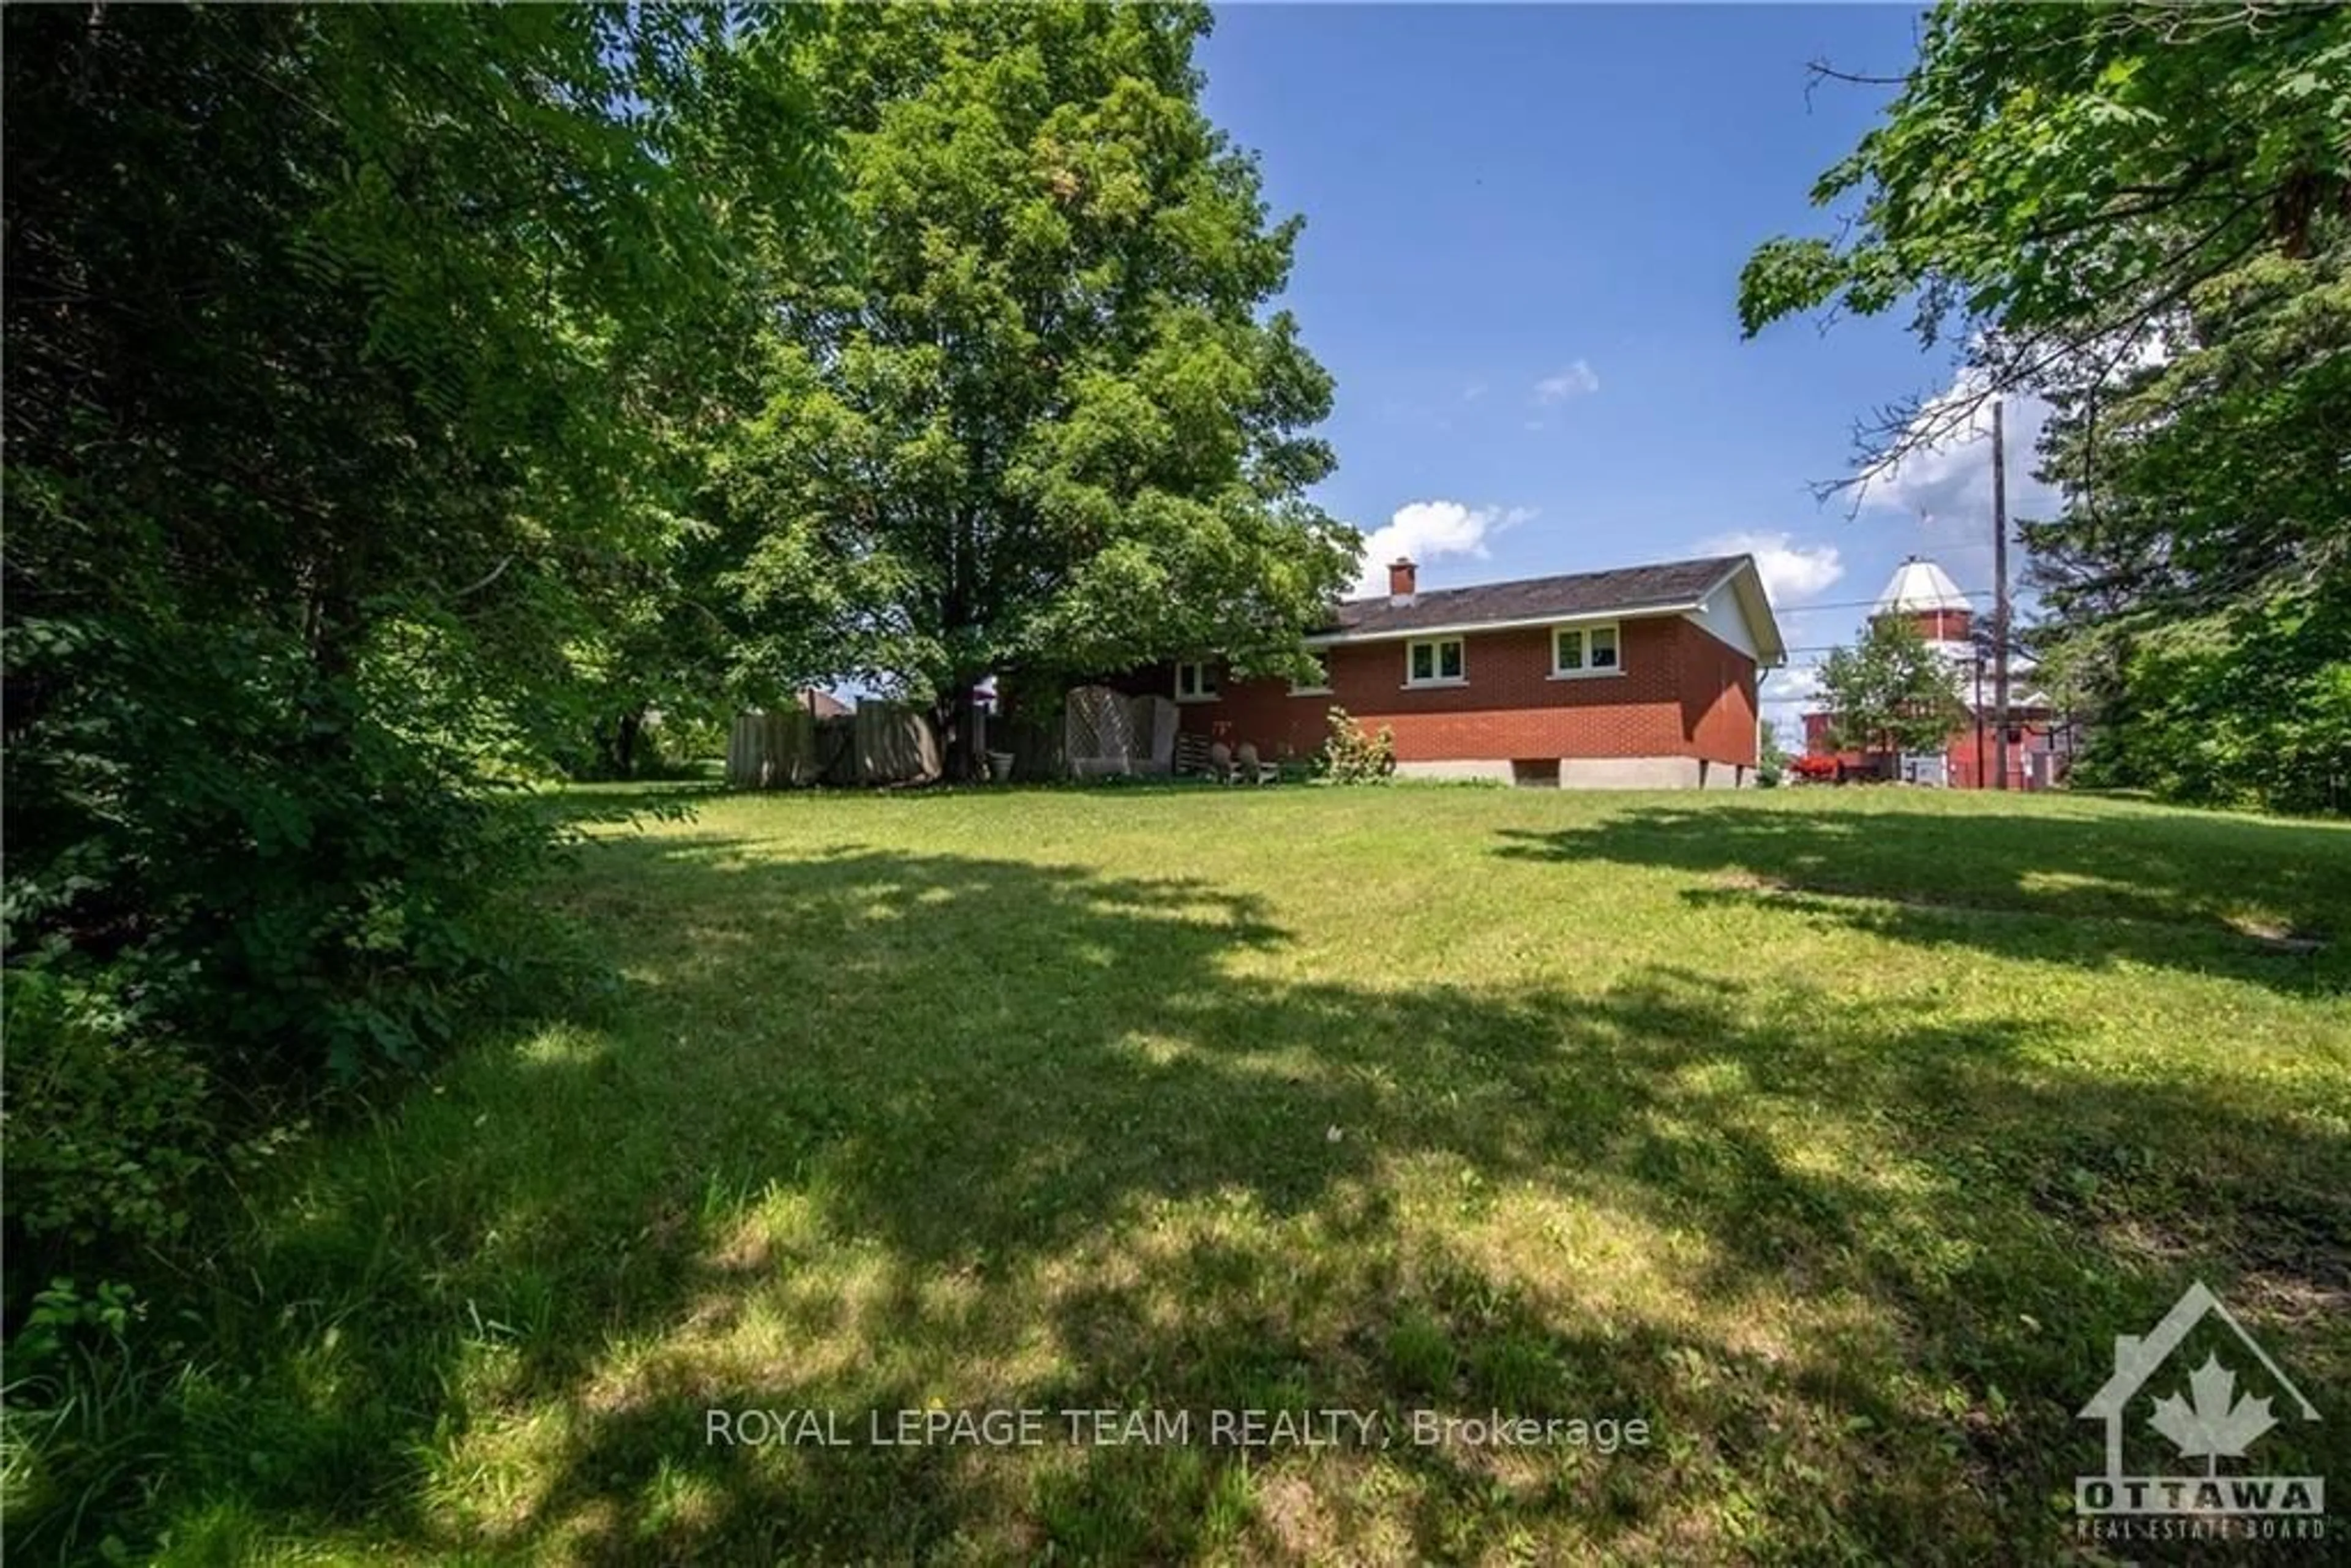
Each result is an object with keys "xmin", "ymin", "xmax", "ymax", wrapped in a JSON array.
[
  {"xmin": 1758, "ymin": 658, "xmax": 1828, "ymax": 751},
  {"xmin": 1753, "ymin": 602, "xmax": 1846, "ymax": 749},
  {"xmin": 1855, "ymin": 368, "xmax": 2062, "ymax": 531},
  {"xmin": 1351, "ymin": 500, "xmax": 1535, "ymax": 597},
  {"xmin": 1533, "ymin": 361, "xmax": 1600, "ymax": 403},
  {"xmin": 1764, "ymin": 661, "xmax": 1824, "ymax": 703},
  {"xmin": 1463, "ymin": 381, "xmax": 1488, "ymax": 402},
  {"xmin": 1695, "ymin": 530, "xmax": 1844, "ymax": 607}
]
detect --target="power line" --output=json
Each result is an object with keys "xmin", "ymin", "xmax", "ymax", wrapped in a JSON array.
[
  {"xmin": 1773, "ymin": 588, "xmax": 1996, "ymax": 614},
  {"xmin": 1771, "ymin": 640, "xmax": 2044, "ymax": 658}
]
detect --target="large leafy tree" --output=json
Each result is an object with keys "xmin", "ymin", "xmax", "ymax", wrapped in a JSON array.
[
  {"xmin": 4, "ymin": 12, "xmax": 840, "ymax": 1549},
  {"xmin": 1819, "ymin": 619, "xmax": 1968, "ymax": 757},
  {"xmin": 1738, "ymin": 2, "xmax": 2350, "ymax": 812},
  {"xmin": 2, "ymin": 2, "xmax": 831, "ymax": 1270},
  {"xmin": 716, "ymin": 2, "xmax": 1356, "ymax": 771}
]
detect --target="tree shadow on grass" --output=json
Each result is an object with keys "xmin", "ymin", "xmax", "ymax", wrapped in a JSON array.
[
  {"xmin": 140, "ymin": 832, "xmax": 2351, "ymax": 1564},
  {"xmin": 1494, "ymin": 801, "xmax": 2351, "ymax": 996}
]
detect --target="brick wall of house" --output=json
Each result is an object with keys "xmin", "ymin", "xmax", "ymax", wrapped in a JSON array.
[
  {"xmin": 1679, "ymin": 620, "xmax": 1761, "ymax": 764},
  {"xmin": 1153, "ymin": 614, "xmax": 1758, "ymax": 766}
]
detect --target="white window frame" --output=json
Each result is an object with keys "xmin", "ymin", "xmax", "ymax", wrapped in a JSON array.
[
  {"xmin": 1550, "ymin": 620, "xmax": 1624, "ymax": 679},
  {"xmin": 1174, "ymin": 661, "xmax": 1219, "ymax": 703},
  {"xmin": 1289, "ymin": 649, "xmax": 1332, "ymax": 696},
  {"xmin": 1404, "ymin": 636, "xmax": 1466, "ymax": 688}
]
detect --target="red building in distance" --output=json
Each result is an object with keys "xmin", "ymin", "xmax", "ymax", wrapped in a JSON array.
[{"xmin": 1801, "ymin": 557, "xmax": 2071, "ymax": 790}]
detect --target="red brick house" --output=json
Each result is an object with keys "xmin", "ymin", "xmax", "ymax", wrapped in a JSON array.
[{"xmin": 1120, "ymin": 552, "xmax": 1785, "ymax": 787}]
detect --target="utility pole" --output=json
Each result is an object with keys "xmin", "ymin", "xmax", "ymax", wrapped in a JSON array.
[
  {"xmin": 1990, "ymin": 397, "xmax": 2012, "ymax": 792},
  {"xmin": 1973, "ymin": 643, "xmax": 1986, "ymax": 788}
]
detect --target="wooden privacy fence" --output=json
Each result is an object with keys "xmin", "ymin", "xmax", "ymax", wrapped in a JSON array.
[
  {"xmin": 727, "ymin": 702, "xmax": 942, "ymax": 790},
  {"xmin": 853, "ymin": 700, "xmax": 942, "ymax": 784},
  {"xmin": 726, "ymin": 708, "xmax": 819, "ymax": 789}
]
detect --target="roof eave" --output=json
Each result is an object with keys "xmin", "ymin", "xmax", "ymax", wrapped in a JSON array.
[{"xmin": 1305, "ymin": 600, "xmax": 1704, "ymax": 648}]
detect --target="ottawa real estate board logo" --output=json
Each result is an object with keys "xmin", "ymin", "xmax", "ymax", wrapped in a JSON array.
[{"xmin": 2076, "ymin": 1280, "xmax": 2325, "ymax": 1542}]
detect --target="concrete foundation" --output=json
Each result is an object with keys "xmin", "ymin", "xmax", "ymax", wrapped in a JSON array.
[
  {"xmin": 1695, "ymin": 758, "xmax": 1752, "ymax": 790},
  {"xmin": 1397, "ymin": 756, "xmax": 1752, "ymax": 789},
  {"xmin": 1556, "ymin": 756, "xmax": 1707, "ymax": 790}
]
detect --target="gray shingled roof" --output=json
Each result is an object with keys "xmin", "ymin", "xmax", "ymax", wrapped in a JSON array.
[{"xmin": 1316, "ymin": 553, "xmax": 1745, "ymax": 640}]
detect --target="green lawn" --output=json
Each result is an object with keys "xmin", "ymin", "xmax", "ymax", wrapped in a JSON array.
[{"xmin": 143, "ymin": 786, "xmax": 2349, "ymax": 1563}]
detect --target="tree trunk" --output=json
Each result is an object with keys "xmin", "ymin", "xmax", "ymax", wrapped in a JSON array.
[
  {"xmin": 612, "ymin": 707, "xmax": 645, "ymax": 779},
  {"xmin": 936, "ymin": 679, "xmax": 980, "ymax": 782},
  {"xmin": 301, "ymin": 581, "xmax": 366, "ymax": 764}
]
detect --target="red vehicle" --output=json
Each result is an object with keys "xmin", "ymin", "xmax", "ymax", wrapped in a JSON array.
[{"xmin": 1790, "ymin": 754, "xmax": 1842, "ymax": 783}]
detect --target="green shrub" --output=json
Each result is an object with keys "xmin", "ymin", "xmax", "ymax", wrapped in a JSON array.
[
  {"xmin": 2, "ymin": 612, "xmax": 570, "ymax": 1309},
  {"xmin": 9, "ymin": 1277, "xmax": 140, "ymax": 1378},
  {"xmin": 1, "ymin": 970, "xmax": 216, "ymax": 1252},
  {"xmin": 2, "ymin": 610, "xmax": 577, "ymax": 1551},
  {"xmin": 1318, "ymin": 706, "xmax": 1397, "ymax": 784},
  {"xmin": 2064, "ymin": 593, "xmax": 2351, "ymax": 816},
  {"xmin": 553, "ymin": 706, "xmax": 728, "ymax": 782},
  {"xmin": 2, "ymin": 1275, "xmax": 160, "ymax": 1562},
  {"xmin": 7, "ymin": 616, "xmax": 557, "ymax": 1087}
]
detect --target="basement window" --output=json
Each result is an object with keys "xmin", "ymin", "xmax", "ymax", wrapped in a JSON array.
[
  {"xmin": 1552, "ymin": 621, "xmax": 1622, "ymax": 678},
  {"xmin": 1174, "ymin": 661, "xmax": 1218, "ymax": 703},
  {"xmin": 1406, "ymin": 637, "xmax": 1465, "ymax": 687}
]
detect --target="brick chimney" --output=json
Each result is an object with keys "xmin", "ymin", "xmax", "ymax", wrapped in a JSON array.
[{"xmin": 1387, "ymin": 557, "xmax": 1418, "ymax": 606}]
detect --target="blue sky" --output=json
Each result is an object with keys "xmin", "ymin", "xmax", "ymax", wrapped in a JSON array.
[{"xmin": 1195, "ymin": 3, "xmax": 2057, "ymax": 739}]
